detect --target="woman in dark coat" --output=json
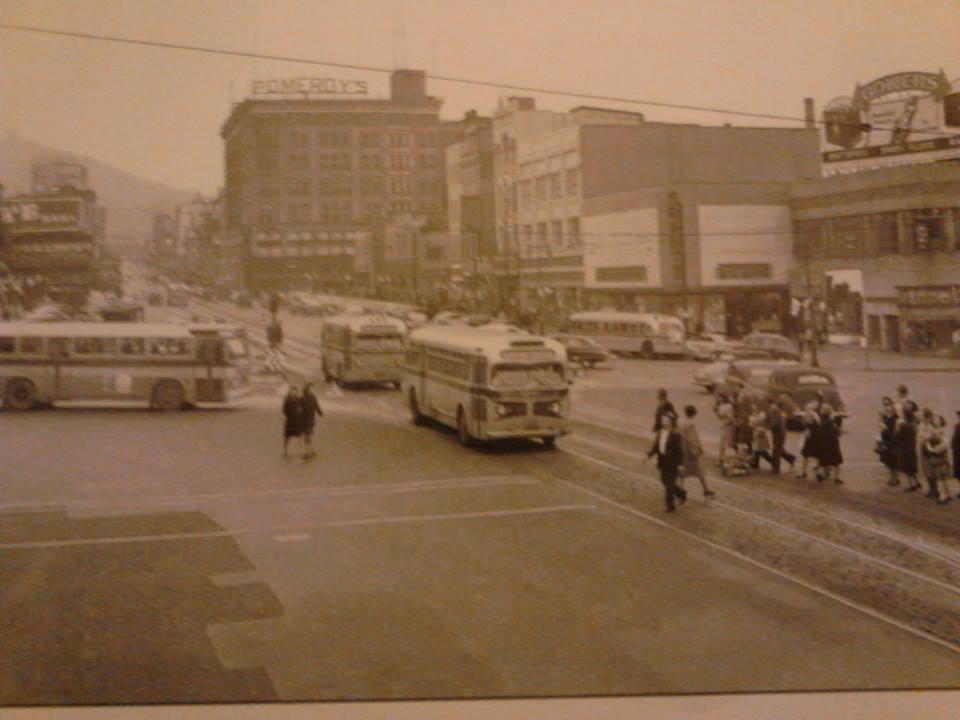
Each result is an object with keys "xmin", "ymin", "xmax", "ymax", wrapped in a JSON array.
[
  {"xmin": 817, "ymin": 405, "xmax": 844, "ymax": 484},
  {"xmin": 282, "ymin": 385, "xmax": 304, "ymax": 458},
  {"xmin": 877, "ymin": 398, "xmax": 899, "ymax": 486},
  {"xmin": 796, "ymin": 402, "xmax": 822, "ymax": 481},
  {"xmin": 894, "ymin": 408, "xmax": 921, "ymax": 491}
]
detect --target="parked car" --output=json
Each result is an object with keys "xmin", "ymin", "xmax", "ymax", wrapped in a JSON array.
[
  {"xmin": 691, "ymin": 359, "xmax": 731, "ymax": 394},
  {"xmin": 686, "ymin": 333, "xmax": 737, "ymax": 361},
  {"xmin": 730, "ymin": 332, "xmax": 801, "ymax": 362},
  {"xmin": 719, "ymin": 361, "xmax": 843, "ymax": 426},
  {"xmin": 480, "ymin": 322, "xmax": 530, "ymax": 335},
  {"xmin": 431, "ymin": 310, "xmax": 469, "ymax": 325},
  {"xmin": 551, "ymin": 333, "xmax": 612, "ymax": 367}
]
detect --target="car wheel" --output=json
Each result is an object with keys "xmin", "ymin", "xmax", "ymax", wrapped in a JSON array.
[
  {"xmin": 151, "ymin": 379, "xmax": 185, "ymax": 411},
  {"xmin": 541, "ymin": 436, "xmax": 557, "ymax": 449},
  {"xmin": 5, "ymin": 378, "xmax": 37, "ymax": 411}
]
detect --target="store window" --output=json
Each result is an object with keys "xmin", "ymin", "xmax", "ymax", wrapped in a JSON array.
[
  {"xmin": 869, "ymin": 212, "xmax": 899, "ymax": 255},
  {"xmin": 910, "ymin": 209, "xmax": 947, "ymax": 252},
  {"xmin": 288, "ymin": 154, "xmax": 310, "ymax": 172}
]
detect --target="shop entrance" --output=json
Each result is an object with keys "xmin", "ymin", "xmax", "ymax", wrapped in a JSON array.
[{"xmin": 883, "ymin": 315, "xmax": 900, "ymax": 351}]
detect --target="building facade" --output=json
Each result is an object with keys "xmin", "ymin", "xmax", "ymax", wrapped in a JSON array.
[
  {"xmin": 220, "ymin": 69, "xmax": 462, "ymax": 294},
  {"xmin": 790, "ymin": 162, "xmax": 960, "ymax": 352}
]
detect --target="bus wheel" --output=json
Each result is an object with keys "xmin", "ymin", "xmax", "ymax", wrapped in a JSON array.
[
  {"xmin": 541, "ymin": 436, "xmax": 557, "ymax": 449},
  {"xmin": 321, "ymin": 360, "xmax": 332, "ymax": 383},
  {"xmin": 409, "ymin": 388, "xmax": 425, "ymax": 425},
  {"xmin": 334, "ymin": 368, "xmax": 346, "ymax": 389},
  {"xmin": 641, "ymin": 341, "xmax": 655, "ymax": 359},
  {"xmin": 457, "ymin": 407, "xmax": 473, "ymax": 447},
  {"xmin": 152, "ymin": 380, "xmax": 185, "ymax": 411},
  {"xmin": 5, "ymin": 378, "xmax": 37, "ymax": 411}
]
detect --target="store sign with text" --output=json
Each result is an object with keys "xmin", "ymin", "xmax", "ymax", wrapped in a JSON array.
[
  {"xmin": 0, "ymin": 198, "xmax": 85, "ymax": 230},
  {"xmin": 896, "ymin": 285, "xmax": 960, "ymax": 307},
  {"xmin": 251, "ymin": 78, "xmax": 369, "ymax": 97}
]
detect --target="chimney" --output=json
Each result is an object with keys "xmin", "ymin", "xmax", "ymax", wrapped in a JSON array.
[
  {"xmin": 508, "ymin": 96, "xmax": 536, "ymax": 111},
  {"xmin": 804, "ymin": 98, "xmax": 816, "ymax": 129},
  {"xmin": 391, "ymin": 69, "xmax": 427, "ymax": 102}
]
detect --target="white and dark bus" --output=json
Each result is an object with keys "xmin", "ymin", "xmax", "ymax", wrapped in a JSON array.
[
  {"xmin": 320, "ymin": 314, "xmax": 407, "ymax": 388},
  {"xmin": 568, "ymin": 311, "xmax": 686, "ymax": 358},
  {"xmin": 401, "ymin": 325, "xmax": 570, "ymax": 447},
  {"xmin": 0, "ymin": 322, "xmax": 251, "ymax": 410}
]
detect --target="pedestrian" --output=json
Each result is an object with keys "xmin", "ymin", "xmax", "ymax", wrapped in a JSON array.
[
  {"xmin": 299, "ymin": 382, "xmax": 324, "ymax": 459},
  {"xmin": 916, "ymin": 408, "xmax": 939, "ymax": 499},
  {"xmin": 715, "ymin": 393, "xmax": 736, "ymax": 466},
  {"xmin": 952, "ymin": 410, "xmax": 960, "ymax": 499},
  {"xmin": 796, "ymin": 401, "xmax": 822, "ymax": 481},
  {"xmin": 924, "ymin": 415, "xmax": 952, "ymax": 505},
  {"xmin": 768, "ymin": 400, "xmax": 796, "ymax": 474},
  {"xmin": 646, "ymin": 412, "xmax": 688, "ymax": 512},
  {"xmin": 282, "ymin": 385, "xmax": 304, "ymax": 458},
  {"xmin": 952, "ymin": 326, "xmax": 960, "ymax": 358},
  {"xmin": 893, "ymin": 384, "xmax": 911, "ymax": 419},
  {"xmin": 750, "ymin": 402, "xmax": 776, "ymax": 470},
  {"xmin": 652, "ymin": 389, "xmax": 676, "ymax": 434},
  {"xmin": 732, "ymin": 386, "xmax": 754, "ymax": 452},
  {"xmin": 267, "ymin": 317, "xmax": 284, "ymax": 351},
  {"xmin": 894, "ymin": 406, "xmax": 921, "ymax": 492},
  {"xmin": 679, "ymin": 405, "xmax": 715, "ymax": 498},
  {"xmin": 876, "ymin": 397, "xmax": 899, "ymax": 487},
  {"xmin": 818, "ymin": 404, "xmax": 844, "ymax": 484}
]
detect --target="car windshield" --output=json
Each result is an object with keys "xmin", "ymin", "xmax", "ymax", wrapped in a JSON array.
[
  {"xmin": 745, "ymin": 367, "xmax": 774, "ymax": 384},
  {"xmin": 793, "ymin": 373, "xmax": 834, "ymax": 386},
  {"xmin": 354, "ymin": 334, "xmax": 404, "ymax": 350},
  {"xmin": 491, "ymin": 363, "xmax": 564, "ymax": 388}
]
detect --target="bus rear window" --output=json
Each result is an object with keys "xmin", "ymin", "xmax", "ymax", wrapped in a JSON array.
[
  {"xmin": 491, "ymin": 363, "xmax": 564, "ymax": 388},
  {"xmin": 355, "ymin": 334, "xmax": 403, "ymax": 350}
]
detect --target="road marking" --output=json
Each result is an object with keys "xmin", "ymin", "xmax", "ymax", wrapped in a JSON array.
[
  {"xmin": 0, "ymin": 503, "xmax": 596, "ymax": 550},
  {"xmin": 563, "ymin": 435, "xmax": 960, "ymax": 570},
  {"xmin": 0, "ymin": 475, "xmax": 542, "ymax": 513},
  {"xmin": 273, "ymin": 533, "xmax": 311, "ymax": 543},
  {"xmin": 553, "ymin": 477, "xmax": 960, "ymax": 656}
]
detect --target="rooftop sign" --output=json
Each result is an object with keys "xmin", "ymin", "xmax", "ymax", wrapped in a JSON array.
[{"xmin": 251, "ymin": 78, "xmax": 369, "ymax": 97}]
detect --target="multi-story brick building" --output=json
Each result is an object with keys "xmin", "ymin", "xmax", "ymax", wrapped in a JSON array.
[
  {"xmin": 220, "ymin": 69, "xmax": 462, "ymax": 293},
  {"xmin": 790, "ymin": 162, "xmax": 960, "ymax": 351}
]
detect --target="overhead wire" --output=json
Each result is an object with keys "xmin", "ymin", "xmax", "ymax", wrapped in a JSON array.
[{"xmin": 1, "ymin": 22, "xmax": 959, "ymax": 138}]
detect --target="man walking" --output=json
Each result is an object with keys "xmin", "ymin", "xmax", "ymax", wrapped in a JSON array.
[
  {"xmin": 300, "ymin": 382, "xmax": 324, "ymax": 459},
  {"xmin": 646, "ymin": 413, "xmax": 688, "ymax": 512},
  {"xmin": 282, "ymin": 385, "xmax": 304, "ymax": 458},
  {"xmin": 652, "ymin": 388, "xmax": 676, "ymax": 433}
]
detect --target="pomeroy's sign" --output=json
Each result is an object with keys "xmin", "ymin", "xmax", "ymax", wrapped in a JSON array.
[{"xmin": 251, "ymin": 78, "xmax": 369, "ymax": 96}]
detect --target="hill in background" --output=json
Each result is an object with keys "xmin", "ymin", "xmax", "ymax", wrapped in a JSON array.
[{"xmin": 0, "ymin": 131, "xmax": 199, "ymax": 253}]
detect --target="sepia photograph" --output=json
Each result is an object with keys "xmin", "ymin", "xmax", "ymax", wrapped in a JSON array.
[{"xmin": 0, "ymin": 1, "xmax": 959, "ymax": 718}]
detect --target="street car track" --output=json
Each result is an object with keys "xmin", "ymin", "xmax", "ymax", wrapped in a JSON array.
[{"xmin": 550, "ymin": 473, "xmax": 960, "ymax": 656}]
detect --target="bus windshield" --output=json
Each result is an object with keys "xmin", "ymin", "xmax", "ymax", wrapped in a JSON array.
[
  {"xmin": 491, "ymin": 362, "xmax": 564, "ymax": 388},
  {"xmin": 226, "ymin": 338, "xmax": 248, "ymax": 362},
  {"xmin": 354, "ymin": 334, "xmax": 404, "ymax": 351}
]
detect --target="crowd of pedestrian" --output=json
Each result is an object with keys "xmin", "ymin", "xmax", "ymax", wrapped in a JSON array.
[{"xmin": 875, "ymin": 385, "xmax": 960, "ymax": 506}]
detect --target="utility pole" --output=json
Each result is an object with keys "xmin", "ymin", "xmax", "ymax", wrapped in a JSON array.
[{"xmin": 803, "ymin": 246, "xmax": 820, "ymax": 368}]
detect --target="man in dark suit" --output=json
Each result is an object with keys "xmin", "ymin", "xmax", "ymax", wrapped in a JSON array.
[
  {"xmin": 652, "ymin": 388, "xmax": 677, "ymax": 433},
  {"xmin": 646, "ymin": 413, "xmax": 688, "ymax": 512}
]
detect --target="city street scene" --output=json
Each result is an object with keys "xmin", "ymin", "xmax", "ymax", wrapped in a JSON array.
[{"xmin": 1, "ymin": 1, "xmax": 960, "ymax": 717}]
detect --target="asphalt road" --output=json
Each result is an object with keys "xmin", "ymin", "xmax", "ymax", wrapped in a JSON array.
[{"xmin": 2, "ymin": 381, "xmax": 960, "ymax": 704}]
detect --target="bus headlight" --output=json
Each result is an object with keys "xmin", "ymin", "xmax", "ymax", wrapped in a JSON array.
[{"xmin": 495, "ymin": 402, "xmax": 509, "ymax": 417}]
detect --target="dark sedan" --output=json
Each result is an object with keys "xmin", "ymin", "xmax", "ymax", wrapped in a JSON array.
[
  {"xmin": 551, "ymin": 334, "xmax": 613, "ymax": 367},
  {"xmin": 721, "ymin": 362, "xmax": 846, "ymax": 428}
]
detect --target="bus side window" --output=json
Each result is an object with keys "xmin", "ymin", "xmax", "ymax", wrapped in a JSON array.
[
  {"xmin": 48, "ymin": 338, "xmax": 69, "ymax": 358},
  {"xmin": 0, "ymin": 337, "xmax": 16, "ymax": 354},
  {"xmin": 120, "ymin": 338, "xmax": 144, "ymax": 355},
  {"xmin": 18, "ymin": 337, "xmax": 44, "ymax": 354}
]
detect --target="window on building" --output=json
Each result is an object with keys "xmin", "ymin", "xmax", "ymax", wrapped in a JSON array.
[
  {"xmin": 318, "ymin": 178, "xmax": 352, "ymax": 196},
  {"xmin": 289, "ymin": 131, "xmax": 309, "ymax": 148},
  {"xmin": 390, "ymin": 176, "xmax": 412, "ymax": 196},
  {"xmin": 418, "ymin": 131, "xmax": 437, "ymax": 147},
  {"xmin": 360, "ymin": 132, "xmax": 381, "ymax": 148},
  {"xmin": 258, "ymin": 182, "xmax": 279, "ymax": 198},
  {"xmin": 535, "ymin": 222, "xmax": 548, "ymax": 253},
  {"xmin": 389, "ymin": 154, "xmax": 411, "ymax": 171},
  {"xmin": 390, "ymin": 201, "xmax": 414, "ymax": 214},
  {"xmin": 360, "ymin": 154, "xmax": 384, "ymax": 170},
  {"xmin": 418, "ymin": 153, "xmax": 441, "ymax": 170},
  {"xmin": 869, "ymin": 213, "xmax": 899, "ymax": 255},
  {"xmin": 257, "ymin": 205, "xmax": 279, "ymax": 226},
  {"xmin": 596, "ymin": 266, "xmax": 647, "ymax": 282},
  {"xmin": 389, "ymin": 132, "xmax": 411, "ymax": 148},
  {"xmin": 257, "ymin": 153, "xmax": 280, "ymax": 174},
  {"xmin": 550, "ymin": 173, "xmax": 563, "ymax": 199},
  {"xmin": 361, "ymin": 177, "xmax": 384, "ymax": 195},
  {"xmin": 550, "ymin": 219, "xmax": 563, "ymax": 247},
  {"xmin": 520, "ymin": 180, "xmax": 533, "ymax": 209},
  {"xmin": 522, "ymin": 225, "xmax": 533, "ymax": 256},
  {"xmin": 566, "ymin": 168, "xmax": 580, "ymax": 197},
  {"xmin": 289, "ymin": 203, "xmax": 312, "ymax": 222},
  {"xmin": 317, "ymin": 130, "xmax": 349, "ymax": 148},
  {"xmin": 566, "ymin": 217, "xmax": 581, "ymax": 248},
  {"xmin": 833, "ymin": 215, "xmax": 865, "ymax": 257},
  {"xmin": 535, "ymin": 176, "xmax": 547, "ymax": 203},
  {"xmin": 288, "ymin": 178, "xmax": 311, "ymax": 196},
  {"xmin": 910, "ymin": 209, "xmax": 947, "ymax": 252},
  {"xmin": 363, "ymin": 203, "xmax": 383, "ymax": 219},
  {"xmin": 288, "ymin": 154, "xmax": 310, "ymax": 172},
  {"xmin": 257, "ymin": 132, "xmax": 280, "ymax": 150}
]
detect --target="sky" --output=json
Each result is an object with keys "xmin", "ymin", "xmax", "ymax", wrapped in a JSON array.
[{"xmin": 1, "ymin": 0, "xmax": 958, "ymax": 195}]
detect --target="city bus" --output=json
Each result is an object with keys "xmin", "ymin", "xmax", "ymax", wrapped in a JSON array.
[
  {"xmin": 401, "ymin": 325, "xmax": 570, "ymax": 447},
  {"xmin": 0, "ymin": 322, "xmax": 251, "ymax": 411},
  {"xmin": 567, "ymin": 311, "xmax": 687, "ymax": 358},
  {"xmin": 188, "ymin": 322, "xmax": 252, "ymax": 371},
  {"xmin": 320, "ymin": 314, "xmax": 407, "ymax": 388}
]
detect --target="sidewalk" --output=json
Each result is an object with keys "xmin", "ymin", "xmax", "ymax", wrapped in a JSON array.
[{"xmin": 810, "ymin": 344, "xmax": 960, "ymax": 373}]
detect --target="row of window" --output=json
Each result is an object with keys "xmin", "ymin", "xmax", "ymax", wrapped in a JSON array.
[
  {"xmin": 0, "ymin": 336, "xmax": 192, "ymax": 357},
  {"xmin": 512, "ymin": 218, "xmax": 582, "ymax": 255},
  {"xmin": 257, "ymin": 130, "xmax": 440, "ymax": 150},
  {"xmin": 518, "ymin": 169, "xmax": 580, "ymax": 206},
  {"xmin": 794, "ymin": 208, "xmax": 960, "ymax": 259},
  {"xmin": 261, "ymin": 176, "xmax": 444, "ymax": 199},
  {"xmin": 255, "ymin": 201, "xmax": 442, "ymax": 225},
  {"xmin": 256, "ymin": 152, "xmax": 442, "ymax": 174}
]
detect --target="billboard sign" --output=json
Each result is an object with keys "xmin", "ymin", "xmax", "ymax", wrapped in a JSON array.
[
  {"xmin": 1, "ymin": 197, "xmax": 87, "ymax": 231},
  {"xmin": 251, "ymin": 78, "xmax": 369, "ymax": 97},
  {"xmin": 822, "ymin": 70, "xmax": 960, "ymax": 166},
  {"xmin": 31, "ymin": 161, "xmax": 88, "ymax": 193}
]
